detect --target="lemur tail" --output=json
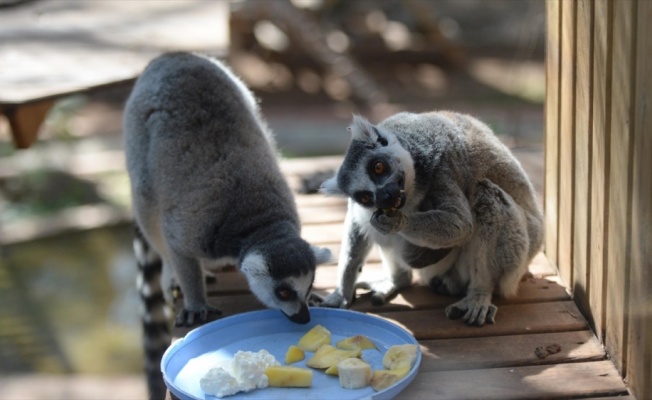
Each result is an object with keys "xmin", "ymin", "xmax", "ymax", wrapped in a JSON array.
[{"xmin": 133, "ymin": 226, "xmax": 171, "ymax": 400}]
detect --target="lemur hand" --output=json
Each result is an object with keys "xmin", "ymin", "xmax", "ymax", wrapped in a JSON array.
[{"xmin": 371, "ymin": 209, "xmax": 405, "ymax": 235}]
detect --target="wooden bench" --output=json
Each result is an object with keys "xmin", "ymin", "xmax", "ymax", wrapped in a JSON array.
[{"xmin": 0, "ymin": 0, "xmax": 228, "ymax": 148}]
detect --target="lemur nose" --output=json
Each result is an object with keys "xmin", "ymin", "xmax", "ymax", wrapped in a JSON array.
[{"xmin": 376, "ymin": 182, "xmax": 401, "ymax": 209}]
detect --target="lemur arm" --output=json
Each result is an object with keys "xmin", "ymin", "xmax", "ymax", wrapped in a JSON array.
[
  {"xmin": 321, "ymin": 202, "xmax": 373, "ymax": 308},
  {"xmin": 372, "ymin": 184, "xmax": 473, "ymax": 249}
]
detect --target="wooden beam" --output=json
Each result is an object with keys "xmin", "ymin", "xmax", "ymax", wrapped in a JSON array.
[
  {"xmin": 544, "ymin": 0, "xmax": 561, "ymax": 270},
  {"xmin": 626, "ymin": 0, "xmax": 652, "ymax": 398},
  {"xmin": 572, "ymin": 0, "xmax": 594, "ymax": 325},
  {"xmin": 605, "ymin": 0, "xmax": 636, "ymax": 373},
  {"xmin": 2, "ymin": 100, "xmax": 54, "ymax": 149},
  {"xmin": 589, "ymin": 0, "xmax": 614, "ymax": 343}
]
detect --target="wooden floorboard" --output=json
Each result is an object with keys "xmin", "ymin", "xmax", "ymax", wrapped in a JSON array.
[{"xmin": 170, "ymin": 156, "xmax": 630, "ymax": 400}]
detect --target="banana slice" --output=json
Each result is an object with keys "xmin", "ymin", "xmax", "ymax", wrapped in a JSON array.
[
  {"xmin": 382, "ymin": 344, "xmax": 418, "ymax": 370},
  {"xmin": 337, "ymin": 358, "xmax": 372, "ymax": 389},
  {"xmin": 336, "ymin": 335, "xmax": 377, "ymax": 351}
]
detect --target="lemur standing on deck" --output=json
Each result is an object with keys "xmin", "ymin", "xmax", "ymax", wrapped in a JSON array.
[
  {"xmin": 123, "ymin": 52, "xmax": 330, "ymax": 398},
  {"xmin": 320, "ymin": 112, "xmax": 543, "ymax": 326}
]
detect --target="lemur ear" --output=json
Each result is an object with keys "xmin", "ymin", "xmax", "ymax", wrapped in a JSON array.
[
  {"xmin": 319, "ymin": 175, "xmax": 345, "ymax": 197},
  {"xmin": 350, "ymin": 114, "xmax": 388, "ymax": 147},
  {"xmin": 311, "ymin": 246, "xmax": 332, "ymax": 265},
  {"xmin": 240, "ymin": 253, "xmax": 269, "ymax": 278}
]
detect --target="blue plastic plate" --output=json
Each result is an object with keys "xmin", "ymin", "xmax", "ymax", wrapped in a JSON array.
[{"xmin": 161, "ymin": 308, "xmax": 421, "ymax": 400}]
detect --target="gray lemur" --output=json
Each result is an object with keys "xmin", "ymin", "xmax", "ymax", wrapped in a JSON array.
[
  {"xmin": 320, "ymin": 112, "xmax": 543, "ymax": 326},
  {"xmin": 123, "ymin": 52, "xmax": 330, "ymax": 327}
]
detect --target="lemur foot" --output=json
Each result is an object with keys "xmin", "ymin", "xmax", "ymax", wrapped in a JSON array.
[
  {"xmin": 319, "ymin": 290, "xmax": 354, "ymax": 308},
  {"xmin": 429, "ymin": 276, "xmax": 456, "ymax": 296},
  {"xmin": 445, "ymin": 293, "xmax": 497, "ymax": 326},
  {"xmin": 355, "ymin": 278, "xmax": 399, "ymax": 306},
  {"xmin": 175, "ymin": 304, "xmax": 222, "ymax": 327}
]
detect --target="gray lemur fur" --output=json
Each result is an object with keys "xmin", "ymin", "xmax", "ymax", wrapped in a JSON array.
[
  {"xmin": 321, "ymin": 111, "xmax": 543, "ymax": 326},
  {"xmin": 124, "ymin": 52, "xmax": 330, "ymax": 327}
]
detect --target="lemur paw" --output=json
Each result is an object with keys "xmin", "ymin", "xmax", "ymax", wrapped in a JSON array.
[
  {"xmin": 319, "ymin": 291, "xmax": 353, "ymax": 308},
  {"xmin": 445, "ymin": 294, "xmax": 497, "ymax": 326},
  {"xmin": 355, "ymin": 279, "xmax": 398, "ymax": 306},
  {"xmin": 175, "ymin": 304, "xmax": 222, "ymax": 327},
  {"xmin": 370, "ymin": 209, "xmax": 404, "ymax": 235}
]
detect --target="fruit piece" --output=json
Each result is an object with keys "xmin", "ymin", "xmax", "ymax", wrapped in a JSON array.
[
  {"xmin": 336, "ymin": 335, "xmax": 377, "ymax": 351},
  {"xmin": 370, "ymin": 365, "xmax": 411, "ymax": 391},
  {"xmin": 382, "ymin": 344, "xmax": 418, "ymax": 370},
  {"xmin": 324, "ymin": 364, "xmax": 339, "ymax": 376},
  {"xmin": 285, "ymin": 345, "xmax": 305, "ymax": 364},
  {"xmin": 297, "ymin": 325, "xmax": 331, "ymax": 352},
  {"xmin": 265, "ymin": 366, "xmax": 313, "ymax": 388},
  {"xmin": 305, "ymin": 344, "xmax": 361, "ymax": 369},
  {"xmin": 337, "ymin": 358, "xmax": 372, "ymax": 389}
]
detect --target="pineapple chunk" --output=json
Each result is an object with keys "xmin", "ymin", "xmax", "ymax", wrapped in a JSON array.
[
  {"xmin": 297, "ymin": 325, "xmax": 331, "ymax": 352},
  {"xmin": 265, "ymin": 366, "xmax": 313, "ymax": 388},
  {"xmin": 370, "ymin": 365, "xmax": 411, "ymax": 391},
  {"xmin": 337, "ymin": 358, "xmax": 372, "ymax": 389},
  {"xmin": 324, "ymin": 364, "xmax": 338, "ymax": 376},
  {"xmin": 305, "ymin": 345, "xmax": 361, "ymax": 369},
  {"xmin": 336, "ymin": 335, "xmax": 377, "ymax": 351},
  {"xmin": 285, "ymin": 345, "xmax": 305, "ymax": 364},
  {"xmin": 382, "ymin": 344, "xmax": 418, "ymax": 370}
]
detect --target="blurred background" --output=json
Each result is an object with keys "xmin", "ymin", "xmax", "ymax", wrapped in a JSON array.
[{"xmin": 0, "ymin": 0, "xmax": 545, "ymax": 398}]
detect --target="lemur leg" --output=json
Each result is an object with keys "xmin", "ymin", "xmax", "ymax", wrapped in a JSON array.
[
  {"xmin": 321, "ymin": 208, "xmax": 373, "ymax": 308},
  {"xmin": 445, "ymin": 179, "xmax": 529, "ymax": 326},
  {"xmin": 355, "ymin": 246, "xmax": 412, "ymax": 305},
  {"xmin": 167, "ymin": 251, "xmax": 221, "ymax": 326}
]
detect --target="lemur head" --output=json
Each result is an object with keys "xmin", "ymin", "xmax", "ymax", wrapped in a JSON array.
[
  {"xmin": 321, "ymin": 115, "xmax": 414, "ymax": 211},
  {"xmin": 240, "ymin": 238, "xmax": 331, "ymax": 324}
]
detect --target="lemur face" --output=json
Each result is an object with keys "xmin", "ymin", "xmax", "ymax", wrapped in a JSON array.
[
  {"xmin": 241, "ymin": 245, "xmax": 330, "ymax": 324},
  {"xmin": 321, "ymin": 115, "xmax": 414, "ymax": 212}
]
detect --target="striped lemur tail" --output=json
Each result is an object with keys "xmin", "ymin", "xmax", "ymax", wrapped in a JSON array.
[{"xmin": 133, "ymin": 226, "xmax": 171, "ymax": 400}]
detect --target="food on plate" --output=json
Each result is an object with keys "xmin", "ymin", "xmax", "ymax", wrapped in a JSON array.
[
  {"xmin": 200, "ymin": 350, "xmax": 279, "ymax": 398},
  {"xmin": 306, "ymin": 344, "xmax": 361, "ymax": 369},
  {"xmin": 369, "ymin": 344, "xmax": 419, "ymax": 391},
  {"xmin": 382, "ymin": 344, "xmax": 418, "ymax": 370},
  {"xmin": 336, "ymin": 335, "xmax": 378, "ymax": 351},
  {"xmin": 285, "ymin": 345, "xmax": 305, "ymax": 364},
  {"xmin": 370, "ymin": 365, "xmax": 411, "ymax": 391},
  {"xmin": 297, "ymin": 324, "xmax": 331, "ymax": 351},
  {"xmin": 324, "ymin": 364, "xmax": 339, "ymax": 376},
  {"xmin": 337, "ymin": 358, "xmax": 372, "ymax": 389},
  {"xmin": 265, "ymin": 366, "xmax": 313, "ymax": 387}
]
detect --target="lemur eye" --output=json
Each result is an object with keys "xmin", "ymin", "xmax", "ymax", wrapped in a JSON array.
[
  {"xmin": 276, "ymin": 287, "xmax": 296, "ymax": 301},
  {"xmin": 357, "ymin": 192, "xmax": 373, "ymax": 206},
  {"xmin": 373, "ymin": 161, "xmax": 385, "ymax": 175}
]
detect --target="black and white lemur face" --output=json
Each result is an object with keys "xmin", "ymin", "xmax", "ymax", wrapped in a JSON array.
[
  {"xmin": 322, "ymin": 115, "xmax": 415, "ymax": 211},
  {"xmin": 241, "ymin": 243, "xmax": 330, "ymax": 324}
]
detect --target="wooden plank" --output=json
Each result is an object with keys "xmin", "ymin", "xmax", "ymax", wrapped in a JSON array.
[
  {"xmin": 572, "ymin": 0, "xmax": 594, "ymax": 323},
  {"xmin": 626, "ymin": 1, "xmax": 652, "ymax": 398},
  {"xmin": 419, "ymin": 330, "xmax": 605, "ymax": 372},
  {"xmin": 589, "ymin": 0, "xmax": 613, "ymax": 342},
  {"xmin": 557, "ymin": 0, "xmax": 577, "ymax": 288},
  {"xmin": 397, "ymin": 360, "xmax": 627, "ymax": 400},
  {"xmin": 605, "ymin": 0, "xmax": 635, "ymax": 372},
  {"xmin": 204, "ymin": 267, "xmax": 569, "ymax": 307},
  {"xmin": 544, "ymin": 0, "xmax": 561, "ymax": 270},
  {"xmin": 372, "ymin": 301, "xmax": 588, "ymax": 341}
]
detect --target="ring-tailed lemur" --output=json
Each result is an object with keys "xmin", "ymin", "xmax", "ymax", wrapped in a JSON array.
[
  {"xmin": 320, "ymin": 112, "xmax": 543, "ymax": 326},
  {"xmin": 124, "ymin": 52, "xmax": 330, "ymax": 330}
]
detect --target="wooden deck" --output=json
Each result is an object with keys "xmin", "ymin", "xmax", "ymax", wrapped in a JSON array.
[{"xmin": 171, "ymin": 156, "xmax": 632, "ymax": 400}]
